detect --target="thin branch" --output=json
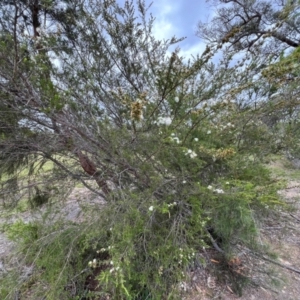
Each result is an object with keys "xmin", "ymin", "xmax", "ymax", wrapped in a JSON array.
[
  {"xmin": 42, "ymin": 152, "xmax": 107, "ymax": 200},
  {"xmin": 205, "ymin": 228, "xmax": 225, "ymax": 254},
  {"xmin": 250, "ymin": 250, "xmax": 300, "ymax": 275}
]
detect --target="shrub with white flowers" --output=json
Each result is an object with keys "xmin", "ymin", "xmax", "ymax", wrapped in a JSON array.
[{"xmin": 1, "ymin": 1, "xmax": 286, "ymax": 299}]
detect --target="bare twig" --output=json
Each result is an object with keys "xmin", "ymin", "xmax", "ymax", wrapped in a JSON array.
[
  {"xmin": 205, "ymin": 228, "xmax": 225, "ymax": 254},
  {"xmin": 290, "ymin": 213, "xmax": 300, "ymax": 223},
  {"xmin": 250, "ymin": 251, "xmax": 300, "ymax": 275}
]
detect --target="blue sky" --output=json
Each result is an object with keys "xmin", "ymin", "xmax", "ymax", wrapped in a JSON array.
[
  {"xmin": 119, "ymin": 0, "xmax": 213, "ymax": 58},
  {"xmin": 150, "ymin": 0, "xmax": 212, "ymax": 57}
]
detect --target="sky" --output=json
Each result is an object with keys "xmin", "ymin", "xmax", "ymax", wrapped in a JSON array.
[
  {"xmin": 150, "ymin": 0, "xmax": 212, "ymax": 57},
  {"xmin": 119, "ymin": 0, "xmax": 214, "ymax": 59}
]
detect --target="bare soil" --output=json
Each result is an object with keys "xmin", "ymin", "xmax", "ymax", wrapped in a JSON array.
[{"xmin": 184, "ymin": 164, "xmax": 300, "ymax": 299}]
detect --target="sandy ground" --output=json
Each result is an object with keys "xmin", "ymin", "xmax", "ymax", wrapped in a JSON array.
[{"xmin": 184, "ymin": 180, "xmax": 300, "ymax": 300}]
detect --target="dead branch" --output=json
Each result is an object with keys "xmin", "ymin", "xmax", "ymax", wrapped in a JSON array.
[{"xmin": 250, "ymin": 251, "xmax": 300, "ymax": 275}]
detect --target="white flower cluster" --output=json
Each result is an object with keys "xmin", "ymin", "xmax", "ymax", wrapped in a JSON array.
[
  {"xmin": 97, "ymin": 248, "xmax": 106, "ymax": 253},
  {"xmin": 178, "ymin": 248, "xmax": 184, "ymax": 265},
  {"xmin": 88, "ymin": 258, "xmax": 98, "ymax": 268},
  {"xmin": 109, "ymin": 260, "xmax": 122, "ymax": 274},
  {"xmin": 158, "ymin": 265, "xmax": 164, "ymax": 276},
  {"xmin": 109, "ymin": 266, "xmax": 121, "ymax": 273},
  {"xmin": 167, "ymin": 201, "xmax": 177, "ymax": 208},
  {"xmin": 207, "ymin": 185, "xmax": 224, "ymax": 194},
  {"xmin": 170, "ymin": 133, "xmax": 181, "ymax": 144},
  {"xmin": 96, "ymin": 246, "xmax": 113, "ymax": 253},
  {"xmin": 149, "ymin": 205, "xmax": 154, "ymax": 211},
  {"xmin": 178, "ymin": 248, "xmax": 195, "ymax": 265},
  {"xmin": 219, "ymin": 122, "xmax": 235, "ymax": 131},
  {"xmin": 184, "ymin": 149, "xmax": 197, "ymax": 159}
]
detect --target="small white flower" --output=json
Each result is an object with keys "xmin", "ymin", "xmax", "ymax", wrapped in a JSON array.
[
  {"xmin": 91, "ymin": 259, "xmax": 97, "ymax": 268},
  {"xmin": 173, "ymin": 201, "xmax": 177, "ymax": 205},
  {"xmin": 225, "ymin": 182, "xmax": 230, "ymax": 185},
  {"xmin": 172, "ymin": 137, "xmax": 180, "ymax": 144},
  {"xmin": 207, "ymin": 130, "xmax": 211, "ymax": 134},
  {"xmin": 185, "ymin": 149, "xmax": 197, "ymax": 158},
  {"xmin": 110, "ymin": 261, "xmax": 114, "ymax": 265},
  {"xmin": 171, "ymin": 133, "xmax": 176, "ymax": 136},
  {"xmin": 207, "ymin": 185, "xmax": 213, "ymax": 190},
  {"xmin": 158, "ymin": 266, "xmax": 163, "ymax": 275},
  {"xmin": 174, "ymin": 96, "xmax": 179, "ymax": 103},
  {"xmin": 182, "ymin": 180, "xmax": 186, "ymax": 184},
  {"xmin": 189, "ymin": 151, "xmax": 197, "ymax": 159},
  {"xmin": 109, "ymin": 268, "xmax": 115, "ymax": 273},
  {"xmin": 194, "ymin": 138, "xmax": 199, "ymax": 142},
  {"xmin": 149, "ymin": 206, "xmax": 154, "ymax": 211},
  {"xmin": 215, "ymin": 188, "xmax": 224, "ymax": 194}
]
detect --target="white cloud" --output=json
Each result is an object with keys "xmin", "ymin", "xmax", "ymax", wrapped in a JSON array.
[
  {"xmin": 150, "ymin": 0, "xmax": 208, "ymax": 59},
  {"xmin": 152, "ymin": 19, "xmax": 175, "ymax": 41},
  {"xmin": 152, "ymin": 0, "xmax": 178, "ymax": 41}
]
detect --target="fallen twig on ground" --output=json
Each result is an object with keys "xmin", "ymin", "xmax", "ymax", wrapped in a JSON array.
[{"xmin": 250, "ymin": 251, "xmax": 300, "ymax": 275}]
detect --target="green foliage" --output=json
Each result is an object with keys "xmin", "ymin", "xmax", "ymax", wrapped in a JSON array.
[
  {"xmin": 3, "ymin": 220, "xmax": 91, "ymax": 299},
  {"xmin": 6, "ymin": 220, "xmax": 39, "ymax": 245},
  {"xmin": 0, "ymin": 0, "xmax": 295, "ymax": 298},
  {"xmin": 262, "ymin": 47, "xmax": 300, "ymax": 86}
]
